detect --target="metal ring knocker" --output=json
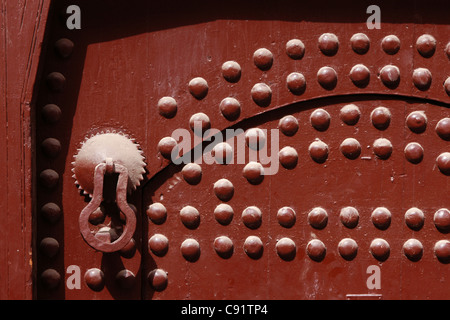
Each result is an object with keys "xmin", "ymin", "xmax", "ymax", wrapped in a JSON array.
[{"xmin": 78, "ymin": 158, "xmax": 137, "ymax": 253}]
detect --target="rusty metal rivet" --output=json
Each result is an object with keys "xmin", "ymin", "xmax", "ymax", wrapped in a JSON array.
[
  {"xmin": 242, "ymin": 206, "xmax": 262, "ymax": 229},
  {"xmin": 381, "ymin": 35, "xmax": 400, "ymax": 54},
  {"xmin": 214, "ymin": 204, "xmax": 234, "ymax": 225},
  {"xmin": 306, "ymin": 239, "xmax": 326, "ymax": 262},
  {"xmin": 317, "ymin": 66, "xmax": 337, "ymax": 90},
  {"xmin": 338, "ymin": 238, "xmax": 358, "ymax": 261},
  {"xmin": 278, "ymin": 115, "xmax": 298, "ymax": 136},
  {"xmin": 310, "ymin": 108, "xmax": 331, "ymax": 131},
  {"xmin": 41, "ymin": 268, "xmax": 61, "ymax": 289},
  {"xmin": 84, "ymin": 268, "xmax": 105, "ymax": 292},
  {"xmin": 41, "ymin": 138, "xmax": 61, "ymax": 159},
  {"xmin": 221, "ymin": 61, "xmax": 241, "ymax": 83},
  {"xmin": 244, "ymin": 236, "xmax": 263, "ymax": 259},
  {"xmin": 39, "ymin": 237, "xmax": 60, "ymax": 258},
  {"xmin": 371, "ymin": 106, "xmax": 391, "ymax": 130},
  {"xmin": 445, "ymin": 77, "xmax": 450, "ymax": 96},
  {"xmin": 243, "ymin": 161, "xmax": 264, "ymax": 184},
  {"xmin": 41, "ymin": 202, "xmax": 62, "ymax": 224},
  {"xmin": 115, "ymin": 269, "xmax": 136, "ymax": 289},
  {"xmin": 253, "ymin": 48, "xmax": 273, "ymax": 70},
  {"xmin": 157, "ymin": 97, "xmax": 177, "ymax": 119},
  {"xmin": 277, "ymin": 207, "xmax": 296, "ymax": 228},
  {"xmin": 146, "ymin": 203, "xmax": 167, "ymax": 225},
  {"xmin": 370, "ymin": 238, "xmax": 390, "ymax": 261},
  {"xmin": 412, "ymin": 68, "xmax": 432, "ymax": 91},
  {"xmin": 416, "ymin": 34, "xmax": 436, "ymax": 58},
  {"xmin": 405, "ymin": 208, "xmax": 425, "ymax": 230},
  {"xmin": 54, "ymin": 38, "xmax": 74, "ymax": 58},
  {"xmin": 251, "ymin": 83, "xmax": 272, "ymax": 107},
  {"xmin": 308, "ymin": 207, "xmax": 328, "ymax": 229},
  {"xmin": 214, "ymin": 178, "xmax": 234, "ymax": 202},
  {"xmin": 46, "ymin": 72, "xmax": 66, "ymax": 92},
  {"xmin": 349, "ymin": 64, "xmax": 370, "ymax": 88},
  {"xmin": 434, "ymin": 240, "xmax": 450, "ymax": 264},
  {"xmin": 404, "ymin": 142, "xmax": 424, "ymax": 164},
  {"xmin": 276, "ymin": 237, "xmax": 296, "ymax": 261},
  {"xmin": 403, "ymin": 239, "xmax": 423, "ymax": 262},
  {"xmin": 212, "ymin": 142, "xmax": 233, "ymax": 165},
  {"xmin": 340, "ymin": 207, "xmax": 359, "ymax": 229},
  {"xmin": 42, "ymin": 104, "xmax": 62, "ymax": 124},
  {"xmin": 279, "ymin": 146, "xmax": 298, "ymax": 169},
  {"xmin": 188, "ymin": 77, "xmax": 208, "ymax": 99},
  {"xmin": 318, "ymin": 33, "xmax": 339, "ymax": 56},
  {"xmin": 286, "ymin": 39, "xmax": 305, "ymax": 59},
  {"xmin": 148, "ymin": 269, "xmax": 168, "ymax": 291},
  {"xmin": 350, "ymin": 33, "xmax": 370, "ymax": 54},
  {"xmin": 373, "ymin": 138, "xmax": 393, "ymax": 160},
  {"xmin": 286, "ymin": 72, "xmax": 306, "ymax": 95},
  {"xmin": 219, "ymin": 97, "xmax": 241, "ymax": 121},
  {"xmin": 406, "ymin": 111, "xmax": 427, "ymax": 133},
  {"xmin": 157, "ymin": 137, "xmax": 177, "ymax": 159},
  {"xmin": 308, "ymin": 140, "xmax": 329, "ymax": 164},
  {"xmin": 436, "ymin": 152, "xmax": 450, "ymax": 175},
  {"xmin": 371, "ymin": 207, "xmax": 391, "ymax": 230},
  {"xmin": 181, "ymin": 238, "xmax": 200, "ymax": 262},
  {"xmin": 148, "ymin": 234, "xmax": 169, "ymax": 257},
  {"xmin": 214, "ymin": 236, "xmax": 234, "ymax": 259},
  {"xmin": 181, "ymin": 163, "xmax": 202, "ymax": 185},
  {"xmin": 340, "ymin": 104, "xmax": 361, "ymax": 125},
  {"xmin": 39, "ymin": 169, "xmax": 59, "ymax": 189},
  {"xmin": 434, "ymin": 208, "xmax": 450, "ymax": 233},
  {"xmin": 189, "ymin": 112, "xmax": 211, "ymax": 133},
  {"xmin": 340, "ymin": 138, "xmax": 361, "ymax": 160},
  {"xmin": 180, "ymin": 205, "xmax": 200, "ymax": 229},
  {"xmin": 380, "ymin": 65, "xmax": 400, "ymax": 88},
  {"xmin": 435, "ymin": 118, "xmax": 450, "ymax": 140}
]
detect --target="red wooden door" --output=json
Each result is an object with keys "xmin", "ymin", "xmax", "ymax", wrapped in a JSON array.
[{"xmin": 34, "ymin": 0, "xmax": 449, "ymax": 299}]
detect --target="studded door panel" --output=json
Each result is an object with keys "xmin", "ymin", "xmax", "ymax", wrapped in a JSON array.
[{"xmin": 35, "ymin": 0, "xmax": 449, "ymax": 299}]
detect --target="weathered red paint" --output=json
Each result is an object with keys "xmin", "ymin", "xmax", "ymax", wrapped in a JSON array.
[{"xmin": 2, "ymin": 0, "xmax": 449, "ymax": 300}]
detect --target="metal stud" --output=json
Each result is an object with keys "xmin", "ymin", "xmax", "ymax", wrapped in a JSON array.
[
  {"xmin": 221, "ymin": 61, "xmax": 241, "ymax": 83},
  {"xmin": 54, "ymin": 38, "xmax": 74, "ymax": 58},
  {"xmin": 338, "ymin": 238, "xmax": 358, "ymax": 261},
  {"xmin": 189, "ymin": 112, "xmax": 211, "ymax": 133},
  {"xmin": 340, "ymin": 104, "xmax": 361, "ymax": 125},
  {"xmin": 41, "ymin": 104, "xmax": 62, "ymax": 124},
  {"xmin": 181, "ymin": 163, "xmax": 202, "ymax": 185},
  {"xmin": 318, "ymin": 33, "xmax": 339, "ymax": 56},
  {"xmin": 276, "ymin": 237, "xmax": 296, "ymax": 261},
  {"xmin": 219, "ymin": 97, "xmax": 241, "ymax": 121},
  {"xmin": 213, "ymin": 178, "xmax": 234, "ymax": 202},
  {"xmin": 146, "ymin": 203, "xmax": 167, "ymax": 225},
  {"xmin": 373, "ymin": 138, "xmax": 393, "ymax": 160},
  {"xmin": 243, "ymin": 236, "xmax": 263, "ymax": 259},
  {"xmin": 340, "ymin": 207, "xmax": 359, "ymax": 229},
  {"xmin": 370, "ymin": 238, "xmax": 390, "ymax": 261},
  {"xmin": 242, "ymin": 161, "xmax": 264, "ymax": 184},
  {"xmin": 157, "ymin": 137, "xmax": 177, "ymax": 159},
  {"xmin": 180, "ymin": 238, "xmax": 200, "ymax": 262},
  {"xmin": 39, "ymin": 237, "xmax": 60, "ymax": 258},
  {"xmin": 40, "ymin": 202, "xmax": 62, "ymax": 224},
  {"xmin": 406, "ymin": 111, "xmax": 427, "ymax": 133},
  {"xmin": 41, "ymin": 138, "xmax": 61, "ymax": 159},
  {"xmin": 245, "ymin": 128, "xmax": 266, "ymax": 150},
  {"xmin": 412, "ymin": 68, "xmax": 432, "ymax": 91},
  {"xmin": 157, "ymin": 97, "xmax": 177, "ymax": 119},
  {"xmin": 306, "ymin": 239, "xmax": 326, "ymax": 262},
  {"xmin": 251, "ymin": 83, "xmax": 272, "ymax": 107},
  {"xmin": 148, "ymin": 234, "xmax": 169, "ymax": 257},
  {"xmin": 253, "ymin": 48, "xmax": 273, "ymax": 70},
  {"xmin": 350, "ymin": 33, "xmax": 370, "ymax": 54},
  {"xmin": 317, "ymin": 66, "xmax": 337, "ymax": 90},
  {"xmin": 434, "ymin": 240, "xmax": 450, "ymax": 263},
  {"xmin": 148, "ymin": 269, "xmax": 168, "ymax": 291},
  {"xmin": 188, "ymin": 77, "xmax": 208, "ymax": 100},
  {"xmin": 46, "ymin": 72, "xmax": 66, "ymax": 92},
  {"xmin": 381, "ymin": 35, "xmax": 400, "ymax": 55},
  {"xmin": 371, "ymin": 106, "xmax": 391, "ymax": 130},
  {"xmin": 286, "ymin": 39, "xmax": 305, "ymax": 59},
  {"xmin": 214, "ymin": 204, "xmax": 234, "ymax": 225},
  {"xmin": 349, "ymin": 64, "xmax": 370, "ymax": 88},
  {"xmin": 179, "ymin": 205, "xmax": 200, "ymax": 229},
  {"xmin": 436, "ymin": 152, "xmax": 450, "ymax": 175},
  {"xmin": 404, "ymin": 207, "xmax": 425, "ymax": 230},
  {"xmin": 212, "ymin": 142, "xmax": 233, "ymax": 165},
  {"xmin": 404, "ymin": 142, "xmax": 424, "ymax": 164},
  {"xmin": 380, "ymin": 65, "xmax": 400, "ymax": 88},
  {"xmin": 340, "ymin": 138, "xmax": 361, "ymax": 159},
  {"xmin": 435, "ymin": 118, "xmax": 450, "ymax": 140},
  {"xmin": 278, "ymin": 115, "xmax": 298, "ymax": 136},
  {"xmin": 446, "ymin": 42, "xmax": 450, "ymax": 59},
  {"xmin": 403, "ymin": 239, "xmax": 423, "ymax": 262},
  {"xmin": 40, "ymin": 268, "xmax": 61, "ymax": 290},
  {"xmin": 277, "ymin": 207, "xmax": 296, "ymax": 228},
  {"xmin": 286, "ymin": 72, "xmax": 306, "ymax": 95},
  {"xmin": 308, "ymin": 140, "xmax": 329, "ymax": 163},
  {"xmin": 39, "ymin": 169, "xmax": 59, "ymax": 189},
  {"xmin": 242, "ymin": 206, "xmax": 262, "ymax": 229},
  {"xmin": 115, "ymin": 269, "xmax": 136, "ymax": 289},
  {"xmin": 84, "ymin": 268, "xmax": 105, "ymax": 292},
  {"xmin": 433, "ymin": 208, "xmax": 450, "ymax": 233},
  {"xmin": 214, "ymin": 236, "xmax": 234, "ymax": 259},
  {"xmin": 278, "ymin": 146, "xmax": 298, "ymax": 169},
  {"xmin": 308, "ymin": 207, "xmax": 328, "ymax": 229},
  {"xmin": 310, "ymin": 108, "xmax": 331, "ymax": 131},
  {"xmin": 371, "ymin": 207, "xmax": 391, "ymax": 230},
  {"xmin": 416, "ymin": 34, "xmax": 436, "ymax": 58}
]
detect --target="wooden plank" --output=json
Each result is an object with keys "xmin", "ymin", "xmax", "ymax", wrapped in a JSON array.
[{"xmin": 0, "ymin": 0, "xmax": 50, "ymax": 299}]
